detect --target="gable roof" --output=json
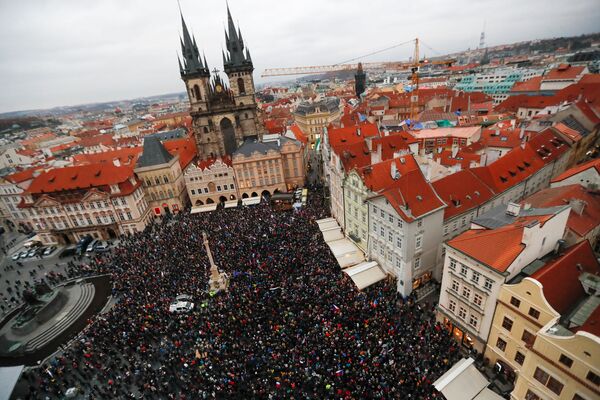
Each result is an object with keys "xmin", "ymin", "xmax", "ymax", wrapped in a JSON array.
[
  {"xmin": 511, "ymin": 76, "xmax": 543, "ymax": 92},
  {"xmin": 163, "ymin": 137, "xmax": 197, "ymax": 169},
  {"xmin": 72, "ymin": 147, "xmax": 142, "ymax": 167},
  {"xmin": 432, "ymin": 169, "xmax": 496, "ymax": 220},
  {"xmin": 552, "ymin": 158, "xmax": 600, "ymax": 184},
  {"xmin": 378, "ymin": 169, "xmax": 446, "ymax": 222},
  {"xmin": 531, "ymin": 240, "xmax": 600, "ymax": 316},
  {"xmin": 136, "ymin": 136, "xmax": 174, "ymax": 168},
  {"xmin": 543, "ymin": 64, "xmax": 586, "ymax": 81},
  {"xmin": 523, "ymin": 184, "xmax": 600, "ymax": 237}
]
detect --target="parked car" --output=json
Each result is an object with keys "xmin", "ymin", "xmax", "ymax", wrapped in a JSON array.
[
  {"xmin": 86, "ymin": 239, "xmax": 100, "ymax": 253},
  {"xmin": 76, "ymin": 235, "xmax": 93, "ymax": 255},
  {"xmin": 94, "ymin": 241, "xmax": 110, "ymax": 252},
  {"xmin": 169, "ymin": 294, "xmax": 194, "ymax": 313},
  {"xmin": 19, "ymin": 250, "xmax": 29, "ymax": 259},
  {"xmin": 43, "ymin": 245, "xmax": 57, "ymax": 256},
  {"xmin": 26, "ymin": 248, "xmax": 39, "ymax": 258},
  {"xmin": 11, "ymin": 251, "xmax": 22, "ymax": 261}
]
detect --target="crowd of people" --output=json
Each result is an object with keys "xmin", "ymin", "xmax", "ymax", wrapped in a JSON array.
[{"xmin": 18, "ymin": 189, "xmax": 460, "ymax": 399}]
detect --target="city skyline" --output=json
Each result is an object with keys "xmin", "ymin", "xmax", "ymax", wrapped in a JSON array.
[{"xmin": 1, "ymin": 0, "xmax": 599, "ymax": 113}]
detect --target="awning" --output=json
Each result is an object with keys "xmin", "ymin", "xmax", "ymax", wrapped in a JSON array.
[
  {"xmin": 344, "ymin": 261, "xmax": 387, "ymax": 290},
  {"xmin": 242, "ymin": 197, "xmax": 261, "ymax": 206},
  {"xmin": 224, "ymin": 200, "xmax": 238, "ymax": 209},
  {"xmin": 327, "ymin": 238, "xmax": 365, "ymax": 268},
  {"xmin": 433, "ymin": 358, "xmax": 503, "ymax": 400},
  {"xmin": 0, "ymin": 365, "xmax": 24, "ymax": 400},
  {"xmin": 190, "ymin": 204, "xmax": 217, "ymax": 214},
  {"xmin": 321, "ymin": 227, "xmax": 344, "ymax": 242}
]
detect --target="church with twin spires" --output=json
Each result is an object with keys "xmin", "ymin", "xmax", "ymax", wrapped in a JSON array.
[{"xmin": 178, "ymin": 5, "xmax": 263, "ymax": 160}]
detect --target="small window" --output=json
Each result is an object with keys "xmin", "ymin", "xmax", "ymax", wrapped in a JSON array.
[
  {"xmin": 448, "ymin": 299, "xmax": 456, "ymax": 313},
  {"xmin": 510, "ymin": 296, "xmax": 521, "ymax": 308},
  {"xmin": 414, "ymin": 257, "xmax": 421, "ymax": 269},
  {"xmin": 484, "ymin": 278, "xmax": 493, "ymax": 290},
  {"xmin": 496, "ymin": 338, "xmax": 507, "ymax": 351},
  {"xmin": 452, "ymin": 280, "xmax": 459, "ymax": 292},
  {"xmin": 469, "ymin": 314, "xmax": 478, "ymax": 328},
  {"xmin": 528, "ymin": 307, "xmax": 540, "ymax": 319},
  {"xmin": 449, "ymin": 258, "xmax": 457, "ymax": 270},
  {"xmin": 473, "ymin": 293, "xmax": 483, "ymax": 307},
  {"xmin": 559, "ymin": 354, "xmax": 574, "ymax": 368},
  {"xmin": 460, "ymin": 264, "xmax": 468, "ymax": 277},
  {"xmin": 514, "ymin": 351, "xmax": 525, "ymax": 365},
  {"xmin": 458, "ymin": 307, "xmax": 467, "ymax": 320},
  {"xmin": 525, "ymin": 389, "xmax": 541, "ymax": 400},
  {"xmin": 462, "ymin": 286, "xmax": 471, "ymax": 299},
  {"xmin": 586, "ymin": 370, "xmax": 600, "ymax": 386},
  {"xmin": 522, "ymin": 330, "xmax": 536, "ymax": 346},
  {"xmin": 502, "ymin": 317, "xmax": 513, "ymax": 332}
]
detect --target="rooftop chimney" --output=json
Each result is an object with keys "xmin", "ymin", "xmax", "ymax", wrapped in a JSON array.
[
  {"xmin": 506, "ymin": 202, "xmax": 521, "ymax": 217},
  {"xmin": 371, "ymin": 143, "xmax": 382, "ymax": 165},
  {"xmin": 365, "ymin": 136, "xmax": 373, "ymax": 152},
  {"xmin": 569, "ymin": 198, "xmax": 586, "ymax": 216},
  {"xmin": 113, "ymin": 158, "xmax": 121, "ymax": 167},
  {"xmin": 391, "ymin": 161, "xmax": 400, "ymax": 180}
]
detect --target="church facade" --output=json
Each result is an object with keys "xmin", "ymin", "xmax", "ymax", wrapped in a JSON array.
[{"xmin": 178, "ymin": 6, "xmax": 263, "ymax": 160}]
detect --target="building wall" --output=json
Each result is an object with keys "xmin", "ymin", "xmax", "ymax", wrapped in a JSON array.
[
  {"xmin": 551, "ymin": 168, "xmax": 600, "ymax": 189},
  {"xmin": 184, "ymin": 160, "xmax": 238, "ymax": 206},
  {"xmin": 368, "ymin": 196, "xmax": 444, "ymax": 296},
  {"xmin": 279, "ymin": 140, "xmax": 306, "ymax": 190},
  {"xmin": 513, "ymin": 327, "xmax": 600, "ymax": 400},
  {"xmin": 135, "ymin": 157, "xmax": 188, "ymax": 215},
  {"xmin": 23, "ymin": 183, "xmax": 152, "ymax": 245},
  {"xmin": 0, "ymin": 180, "xmax": 31, "ymax": 230},
  {"xmin": 294, "ymin": 107, "xmax": 342, "ymax": 145},
  {"xmin": 343, "ymin": 170, "xmax": 370, "ymax": 251},
  {"xmin": 484, "ymin": 278, "xmax": 557, "ymax": 384},
  {"xmin": 232, "ymin": 149, "xmax": 287, "ymax": 198}
]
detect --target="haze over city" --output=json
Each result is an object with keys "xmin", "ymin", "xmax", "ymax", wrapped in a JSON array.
[{"xmin": 1, "ymin": 0, "xmax": 599, "ymax": 112}]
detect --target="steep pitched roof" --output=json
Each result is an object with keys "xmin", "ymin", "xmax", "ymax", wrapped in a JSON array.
[
  {"xmin": 137, "ymin": 136, "xmax": 174, "ymax": 168},
  {"xmin": 523, "ymin": 184, "xmax": 600, "ymax": 237},
  {"xmin": 26, "ymin": 163, "xmax": 135, "ymax": 194},
  {"xmin": 4, "ymin": 167, "xmax": 44, "ymax": 184},
  {"xmin": 379, "ymin": 169, "xmax": 446, "ymax": 222},
  {"xmin": 328, "ymin": 122, "xmax": 379, "ymax": 148},
  {"xmin": 359, "ymin": 155, "xmax": 420, "ymax": 192},
  {"xmin": 543, "ymin": 64, "xmax": 586, "ymax": 81},
  {"xmin": 531, "ymin": 240, "xmax": 600, "ymax": 316},
  {"xmin": 432, "ymin": 169, "xmax": 496, "ymax": 220},
  {"xmin": 72, "ymin": 147, "xmax": 142, "ymax": 166},
  {"xmin": 163, "ymin": 137, "xmax": 197, "ymax": 169},
  {"xmin": 551, "ymin": 158, "xmax": 600, "ymax": 184},
  {"xmin": 511, "ymin": 76, "xmax": 542, "ymax": 92}
]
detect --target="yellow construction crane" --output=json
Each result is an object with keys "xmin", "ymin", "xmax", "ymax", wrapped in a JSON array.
[{"xmin": 261, "ymin": 38, "xmax": 456, "ymax": 122}]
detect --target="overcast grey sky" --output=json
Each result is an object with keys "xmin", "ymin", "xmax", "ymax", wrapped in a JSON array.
[{"xmin": 0, "ymin": 0, "xmax": 598, "ymax": 113}]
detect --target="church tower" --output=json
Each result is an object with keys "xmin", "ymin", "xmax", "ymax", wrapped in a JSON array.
[{"xmin": 178, "ymin": 5, "xmax": 263, "ymax": 160}]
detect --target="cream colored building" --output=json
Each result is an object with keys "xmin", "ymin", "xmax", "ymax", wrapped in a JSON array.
[
  {"xmin": 232, "ymin": 136, "xmax": 305, "ymax": 198},
  {"xmin": 135, "ymin": 136, "xmax": 188, "ymax": 216},
  {"xmin": 484, "ymin": 240, "xmax": 600, "ymax": 400},
  {"xmin": 184, "ymin": 157, "xmax": 238, "ymax": 206},
  {"xmin": 293, "ymin": 98, "xmax": 342, "ymax": 145},
  {"xmin": 437, "ymin": 205, "xmax": 570, "ymax": 352},
  {"xmin": 20, "ymin": 163, "xmax": 152, "ymax": 244}
]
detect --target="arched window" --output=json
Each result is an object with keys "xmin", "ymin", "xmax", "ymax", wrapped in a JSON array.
[
  {"xmin": 163, "ymin": 175, "xmax": 169, "ymax": 184},
  {"xmin": 237, "ymin": 78, "xmax": 246, "ymax": 94},
  {"xmin": 167, "ymin": 189, "xmax": 173, "ymax": 198},
  {"xmin": 203, "ymin": 127, "xmax": 209, "ymax": 133},
  {"xmin": 193, "ymin": 84, "xmax": 201, "ymax": 100},
  {"xmin": 155, "ymin": 177, "xmax": 161, "ymax": 185}
]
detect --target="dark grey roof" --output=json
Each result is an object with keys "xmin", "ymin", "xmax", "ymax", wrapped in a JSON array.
[
  {"xmin": 473, "ymin": 204, "xmax": 568, "ymax": 230},
  {"xmin": 137, "ymin": 136, "xmax": 173, "ymax": 168},
  {"xmin": 147, "ymin": 128, "xmax": 186, "ymax": 141},
  {"xmin": 295, "ymin": 97, "xmax": 340, "ymax": 116},
  {"xmin": 234, "ymin": 136, "xmax": 298, "ymax": 157}
]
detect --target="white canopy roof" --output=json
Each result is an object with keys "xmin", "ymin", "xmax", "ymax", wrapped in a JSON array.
[
  {"xmin": 242, "ymin": 197, "xmax": 261, "ymax": 206},
  {"xmin": 224, "ymin": 200, "xmax": 238, "ymax": 209},
  {"xmin": 344, "ymin": 261, "xmax": 387, "ymax": 290},
  {"xmin": 190, "ymin": 204, "xmax": 217, "ymax": 214},
  {"xmin": 0, "ymin": 365, "xmax": 24, "ymax": 400},
  {"xmin": 433, "ymin": 358, "xmax": 504, "ymax": 400}
]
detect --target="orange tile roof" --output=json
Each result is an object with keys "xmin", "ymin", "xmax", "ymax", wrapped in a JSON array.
[
  {"xmin": 72, "ymin": 147, "xmax": 142, "ymax": 166},
  {"xmin": 4, "ymin": 166, "xmax": 44, "ymax": 184},
  {"xmin": 379, "ymin": 169, "xmax": 446, "ymax": 222},
  {"xmin": 334, "ymin": 132, "xmax": 416, "ymax": 172},
  {"xmin": 552, "ymin": 122, "xmax": 582, "ymax": 142},
  {"xmin": 328, "ymin": 122, "xmax": 379, "ymax": 148},
  {"xmin": 432, "ymin": 169, "xmax": 496, "ymax": 220},
  {"xmin": 163, "ymin": 137, "xmax": 197, "ymax": 169},
  {"xmin": 289, "ymin": 124, "xmax": 308, "ymax": 145},
  {"xmin": 552, "ymin": 158, "xmax": 600, "ymax": 183},
  {"xmin": 195, "ymin": 156, "xmax": 232, "ymax": 170},
  {"xmin": 523, "ymin": 184, "xmax": 600, "ymax": 237},
  {"xmin": 543, "ymin": 64, "xmax": 586, "ymax": 81},
  {"xmin": 481, "ymin": 128, "xmax": 524, "ymax": 149},
  {"xmin": 27, "ymin": 163, "xmax": 136, "ymax": 194},
  {"xmin": 77, "ymin": 133, "xmax": 116, "ymax": 148},
  {"xmin": 511, "ymin": 76, "xmax": 542, "ymax": 92},
  {"xmin": 531, "ymin": 240, "xmax": 600, "ymax": 316},
  {"xmin": 359, "ymin": 155, "xmax": 420, "ymax": 192}
]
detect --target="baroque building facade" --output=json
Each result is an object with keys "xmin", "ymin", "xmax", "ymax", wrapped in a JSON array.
[{"xmin": 178, "ymin": 6, "xmax": 263, "ymax": 160}]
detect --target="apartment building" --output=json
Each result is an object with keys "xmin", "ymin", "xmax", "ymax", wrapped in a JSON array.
[
  {"xmin": 437, "ymin": 204, "xmax": 570, "ymax": 352},
  {"xmin": 184, "ymin": 156, "xmax": 238, "ymax": 206},
  {"xmin": 293, "ymin": 97, "xmax": 342, "ymax": 145}
]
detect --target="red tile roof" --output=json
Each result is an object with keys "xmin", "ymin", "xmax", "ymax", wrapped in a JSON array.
[
  {"xmin": 359, "ymin": 155, "xmax": 420, "ymax": 192},
  {"xmin": 531, "ymin": 240, "xmax": 600, "ymax": 316},
  {"xmin": 163, "ymin": 137, "xmax": 197, "ymax": 169},
  {"xmin": 195, "ymin": 156, "xmax": 232, "ymax": 170},
  {"xmin": 335, "ymin": 132, "xmax": 416, "ymax": 172},
  {"xmin": 523, "ymin": 184, "xmax": 600, "ymax": 237},
  {"xmin": 77, "ymin": 134, "xmax": 116, "ymax": 148},
  {"xmin": 448, "ymin": 215, "xmax": 553, "ymax": 272},
  {"xmin": 379, "ymin": 169, "xmax": 446, "ymax": 222},
  {"xmin": 26, "ymin": 163, "xmax": 136, "ymax": 195},
  {"xmin": 481, "ymin": 128, "xmax": 525, "ymax": 149},
  {"xmin": 4, "ymin": 167, "xmax": 44, "ymax": 184},
  {"xmin": 289, "ymin": 124, "xmax": 308, "ymax": 145},
  {"xmin": 552, "ymin": 158, "xmax": 600, "ymax": 184},
  {"xmin": 511, "ymin": 76, "xmax": 542, "ymax": 92},
  {"xmin": 72, "ymin": 147, "xmax": 142, "ymax": 167},
  {"xmin": 432, "ymin": 169, "xmax": 496, "ymax": 220},
  {"xmin": 543, "ymin": 64, "xmax": 586, "ymax": 81},
  {"xmin": 552, "ymin": 122, "xmax": 582, "ymax": 142},
  {"xmin": 495, "ymin": 94, "xmax": 561, "ymax": 112},
  {"xmin": 328, "ymin": 122, "xmax": 379, "ymax": 148}
]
